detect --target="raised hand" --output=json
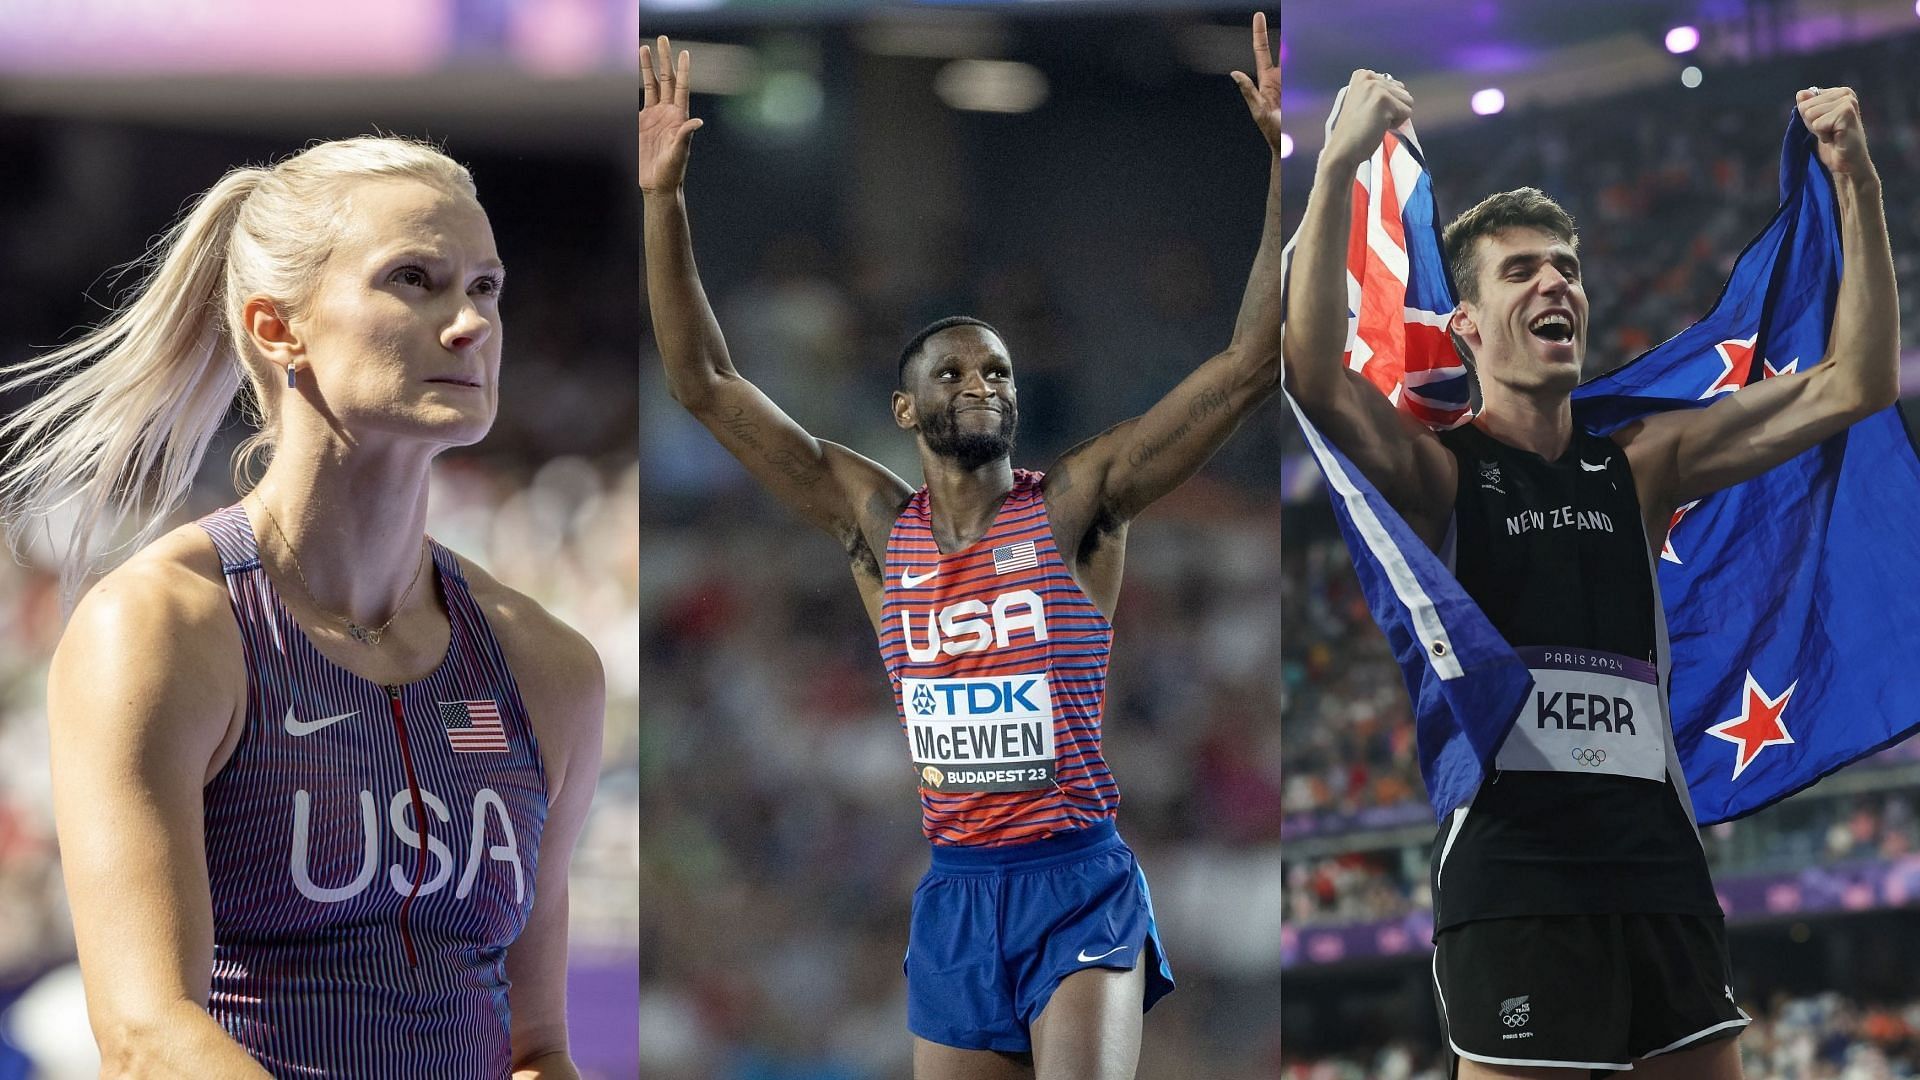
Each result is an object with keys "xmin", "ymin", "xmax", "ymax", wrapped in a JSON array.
[
  {"xmin": 1230, "ymin": 12, "xmax": 1283, "ymax": 153},
  {"xmin": 640, "ymin": 35, "xmax": 704, "ymax": 194},
  {"xmin": 1797, "ymin": 86, "xmax": 1874, "ymax": 181},
  {"xmin": 1322, "ymin": 69, "xmax": 1413, "ymax": 173}
]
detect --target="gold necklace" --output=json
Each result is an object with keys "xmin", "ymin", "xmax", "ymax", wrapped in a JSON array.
[{"xmin": 252, "ymin": 495, "xmax": 429, "ymax": 646}]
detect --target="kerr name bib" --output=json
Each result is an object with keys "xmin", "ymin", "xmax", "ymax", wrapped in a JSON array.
[
  {"xmin": 1496, "ymin": 647, "xmax": 1667, "ymax": 781},
  {"xmin": 903, "ymin": 673, "xmax": 1055, "ymax": 792}
]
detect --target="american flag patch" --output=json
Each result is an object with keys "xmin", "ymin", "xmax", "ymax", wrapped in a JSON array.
[
  {"xmin": 992, "ymin": 540, "xmax": 1038, "ymax": 575},
  {"xmin": 439, "ymin": 700, "xmax": 508, "ymax": 753}
]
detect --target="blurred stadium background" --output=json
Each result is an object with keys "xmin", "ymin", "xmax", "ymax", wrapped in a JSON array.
[
  {"xmin": 0, "ymin": 2, "xmax": 639, "ymax": 1077},
  {"xmin": 641, "ymin": 1, "xmax": 1920, "ymax": 1078}
]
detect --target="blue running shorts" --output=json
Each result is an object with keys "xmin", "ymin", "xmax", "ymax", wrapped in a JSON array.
[{"xmin": 905, "ymin": 820, "xmax": 1175, "ymax": 1052}]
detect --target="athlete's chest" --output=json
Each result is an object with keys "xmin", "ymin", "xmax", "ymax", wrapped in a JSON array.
[
  {"xmin": 1459, "ymin": 441, "xmax": 1637, "ymax": 548},
  {"xmin": 207, "ymin": 677, "xmax": 546, "ymax": 938},
  {"xmin": 1447, "ymin": 431, "xmax": 1658, "ymax": 658},
  {"xmin": 877, "ymin": 489, "xmax": 1112, "ymax": 794}
]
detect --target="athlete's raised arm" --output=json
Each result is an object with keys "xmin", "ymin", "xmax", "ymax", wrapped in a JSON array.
[
  {"xmin": 641, "ymin": 36, "xmax": 911, "ymax": 553},
  {"xmin": 1280, "ymin": 69, "xmax": 1456, "ymax": 546},
  {"xmin": 1616, "ymin": 86, "xmax": 1900, "ymax": 528},
  {"xmin": 1044, "ymin": 14, "xmax": 1288, "ymax": 550},
  {"xmin": 48, "ymin": 535, "xmax": 273, "ymax": 1079}
]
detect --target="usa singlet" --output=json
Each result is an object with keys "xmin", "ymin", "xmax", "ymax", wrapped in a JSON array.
[
  {"xmin": 1429, "ymin": 425, "xmax": 1721, "ymax": 930},
  {"xmin": 878, "ymin": 470, "xmax": 1119, "ymax": 846},
  {"xmin": 197, "ymin": 504, "xmax": 547, "ymax": 1078}
]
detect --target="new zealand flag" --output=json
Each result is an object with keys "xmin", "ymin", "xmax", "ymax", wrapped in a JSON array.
[{"xmin": 1288, "ymin": 107, "xmax": 1920, "ymax": 824}]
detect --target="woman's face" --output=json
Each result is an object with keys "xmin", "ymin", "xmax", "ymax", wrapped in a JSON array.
[{"xmin": 289, "ymin": 177, "xmax": 504, "ymax": 449}]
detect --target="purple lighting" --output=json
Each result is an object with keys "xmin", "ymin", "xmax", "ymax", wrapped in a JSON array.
[
  {"xmin": 1666, "ymin": 25, "xmax": 1700, "ymax": 53},
  {"xmin": 1471, "ymin": 87, "xmax": 1505, "ymax": 116}
]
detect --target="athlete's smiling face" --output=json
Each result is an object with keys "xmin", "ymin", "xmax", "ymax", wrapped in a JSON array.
[
  {"xmin": 895, "ymin": 325, "xmax": 1020, "ymax": 469},
  {"xmin": 273, "ymin": 178, "xmax": 505, "ymax": 448},
  {"xmin": 1452, "ymin": 226, "xmax": 1588, "ymax": 396}
]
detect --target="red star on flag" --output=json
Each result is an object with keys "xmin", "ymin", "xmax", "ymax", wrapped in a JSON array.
[
  {"xmin": 1660, "ymin": 499, "xmax": 1703, "ymax": 565},
  {"xmin": 1707, "ymin": 672, "xmax": 1797, "ymax": 781},
  {"xmin": 1762, "ymin": 357, "xmax": 1799, "ymax": 379},
  {"xmin": 1700, "ymin": 335, "xmax": 1758, "ymax": 398}
]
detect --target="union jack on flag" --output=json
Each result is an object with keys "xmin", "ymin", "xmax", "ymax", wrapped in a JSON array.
[
  {"xmin": 439, "ymin": 699, "xmax": 508, "ymax": 754},
  {"xmin": 1343, "ymin": 123, "xmax": 1472, "ymax": 428}
]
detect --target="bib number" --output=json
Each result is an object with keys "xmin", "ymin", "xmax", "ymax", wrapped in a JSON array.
[
  {"xmin": 1496, "ymin": 647, "xmax": 1667, "ymax": 781},
  {"xmin": 902, "ymin": 674, "xmax": 1055, "ymax": 792}
]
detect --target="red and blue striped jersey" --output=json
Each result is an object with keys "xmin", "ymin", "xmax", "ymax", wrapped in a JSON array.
[
  {"xmin": 196, "ymin": 504, "xmax": 548, "ymax": 1077},
  {"xmin": 877, "ymin": 470, "xmax": 1119, "ymax": 847}
]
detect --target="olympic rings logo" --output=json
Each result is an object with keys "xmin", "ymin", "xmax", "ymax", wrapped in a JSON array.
[
  {"xmin": 1502, "ymin": 1010, "xmax": 1530, "ymax": 1028},
  {"xmin": 1570, "ymin": 748, "xmax": 1607, "ymax": 766}
]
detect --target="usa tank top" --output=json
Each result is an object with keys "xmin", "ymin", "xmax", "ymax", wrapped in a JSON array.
[
  {"xmin": 877, "ymin": 470, "xmax": 1119, "ymax": 847},
  {"xmin": 196, "ymin": 503, "xmax": 547, "ymax": 1078},
  {"xmin": 1429, "ymin": 424, "xmax": 1721, "ymax": 930}
]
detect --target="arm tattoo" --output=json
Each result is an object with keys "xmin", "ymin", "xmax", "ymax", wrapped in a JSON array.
[
  {"xmin": 1125, "ymin": 386, "xmax": 1234, "ymax": 468},
  {"xmin": 849, "ymin": 490, "xmax": 906, "ymax": 580},
  {"xmin": 716, "ymin": 405, "xmax": 823, "ymax": 488}
]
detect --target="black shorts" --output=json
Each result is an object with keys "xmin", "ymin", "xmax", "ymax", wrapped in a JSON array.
[{"xmin": 1432, "ymin": 913, "xmax": 1748, "ymax": 1073}]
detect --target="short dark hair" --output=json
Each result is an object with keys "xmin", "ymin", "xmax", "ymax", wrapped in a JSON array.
[
  {"xmin": 1441, "ymin": 188, "xmax": 1578, "ymax": 303},
  {"xmin": 898, "ymin": 316, "xmax": 1003, "ymax": 383}
]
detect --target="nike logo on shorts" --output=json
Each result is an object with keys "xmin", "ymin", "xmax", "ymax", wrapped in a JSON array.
[
  {"xmin": 901, "ymin": 567, "xmax": 938, "ymax": 588},
  {"xmin": 283, "ymin": 706, "xmax": 359, "ymax": 737},
  {"xmin": 1076, "ymin": 945, "xmax": 1131, "ymax": 963}
]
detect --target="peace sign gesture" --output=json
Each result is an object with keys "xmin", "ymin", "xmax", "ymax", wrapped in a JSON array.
[
  {"xmin": 1230, "ymin": 12, "xmax": 1283, "ymax": 153},
  {"xmin": 640, "ymin": 35, "xmax": 705, "ymax": 194}
]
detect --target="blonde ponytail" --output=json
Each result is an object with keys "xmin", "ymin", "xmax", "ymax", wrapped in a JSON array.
[{"xmin": 0, "ymin": 136, "xmax": 474, "ymax": 605}]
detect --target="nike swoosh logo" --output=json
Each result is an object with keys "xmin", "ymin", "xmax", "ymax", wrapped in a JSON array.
[
  {"xmin": 1580, "ymin": 459, "xmax": 1610, "ymax": 472},
  {"xmin": 284, "ymin": 706, "xmax": 359, "ymax": 737},
  {"xmin": 901, "ymin": 567, "xmax": 938, "ymax": 588},
  {"xmin": 1076, "ymin": 945, "xmax": 1131, "ymax": 963}
]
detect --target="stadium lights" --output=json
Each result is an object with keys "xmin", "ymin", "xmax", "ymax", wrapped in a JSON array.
[
  {"xmin": 1665, "ymin": 25, "xmax": 1701, "ymax": 54},
  {"xmin": 1280, "ymin": 132, "xmax": 1294, "ymax": 159},
  {"xmin": 1681, "ymin": 65, "xmax": 1703, "ymax": 88},
  {"xmin": 857, "ymin": 12, "xmax": 1009, "ymax": 60},
  {"xmin": 663, "ymin": 41, "xmax": 757, "ymax": 96},
  {"xmin": 935, "ymin": 59, "xmax": 1048, "ymax": 114},
  {"xmin": 755, "ymin": 70, "xmax": 824, "ymax": 130},
  {"xmin": 1470, "ymin": 88, "xmax": 1505, "ymax": 116}
]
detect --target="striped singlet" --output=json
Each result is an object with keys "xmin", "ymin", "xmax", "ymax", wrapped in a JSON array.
[
  {"xmin": 878, "ymin": 470, "xmax": 1119, "ymax": 847},
  {"xmin": 196, "ymin": 504, "xmax": 547, "ymax": 1079}
]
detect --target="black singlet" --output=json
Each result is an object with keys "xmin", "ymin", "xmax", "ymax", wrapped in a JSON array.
[{"xmin": 1429, "ymin": 423, "xmax": 1722, "ymax": 932}]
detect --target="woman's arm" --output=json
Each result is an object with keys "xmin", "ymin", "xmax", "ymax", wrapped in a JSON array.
[
  {"xmin": 461, "ymin": 561, "xmax": 607, "ymax": 1080},
  {"xmin": 48, "ymin": 531, "xmax": 270, "ymax": 1079}
]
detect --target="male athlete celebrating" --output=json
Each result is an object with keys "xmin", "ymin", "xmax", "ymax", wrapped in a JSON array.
[
  {"xmin": 1286, "ymin": 73, "xmax": 1897, "ymax": 1078},
  {"xmin": 642, "ymin": 20, "xmax": 1284, "ymax": 1079}
]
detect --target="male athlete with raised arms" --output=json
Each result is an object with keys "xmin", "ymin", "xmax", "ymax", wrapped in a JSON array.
[
  {"xmin": 641, "ymin": 20, "xmax": 1283, "ymax": 1080},
  {"xmin": 1286, "ymin": 73, "xmax": 1897, "ymax": 1078}
]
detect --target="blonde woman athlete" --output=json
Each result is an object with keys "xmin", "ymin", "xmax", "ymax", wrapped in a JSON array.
[{"xmin": 0, "ymin": 139, "xmax": 603, "ymax": 1078}]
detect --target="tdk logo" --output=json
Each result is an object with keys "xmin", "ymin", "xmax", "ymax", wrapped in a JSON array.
[{"xmin": 922, "ymin": 679, "xmax": 1043, "ymax": 716}]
